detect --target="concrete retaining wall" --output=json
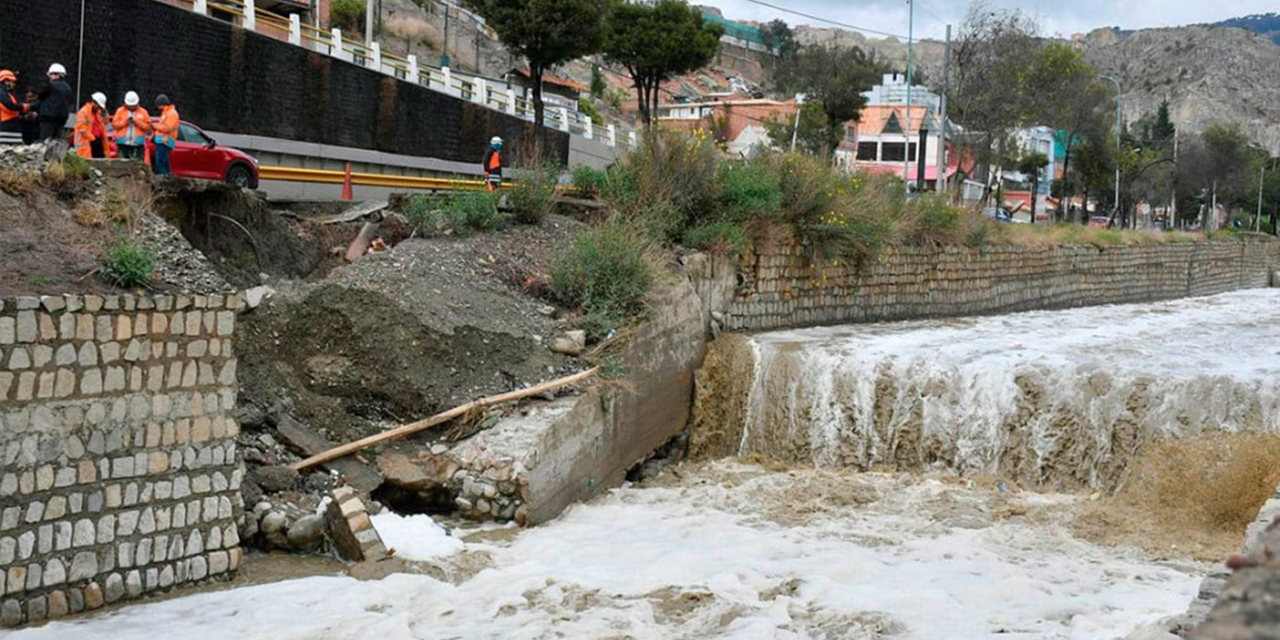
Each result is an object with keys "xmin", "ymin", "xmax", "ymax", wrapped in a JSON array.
[
  {"xmin": 724, "ymin": 237, "xmax": 1280, "ymax": 331},
  {"xmin": 0, "ymin": 293, "xmax": 246, "ymax": 627}
]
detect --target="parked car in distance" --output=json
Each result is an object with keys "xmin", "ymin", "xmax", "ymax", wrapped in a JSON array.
[
  {"xmin": 93, "ymin": 119, "xmax": 260, "ymax": 189},
  {"xmin": 1087, "ymin": 216, "xmax": 1111, "ymax": 228},
  {"xmin": 983, "ymin": 206, "xmax": 1016, "ymax": 223}
]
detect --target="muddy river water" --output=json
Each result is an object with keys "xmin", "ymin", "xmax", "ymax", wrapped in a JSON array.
[{"xmin": 15, "ymin": 290, "xmax": 1280, "ymax": 640}]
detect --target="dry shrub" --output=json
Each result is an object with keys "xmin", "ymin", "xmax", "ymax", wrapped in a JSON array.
[
  {"xmin": 385, "ymin": 15, "xmax": 433, "ymax": 41},
  {"xmin": 101, "ymin": 178, "xmax": 156, "ymax": 229},
  {"xmin": 73, "ymin": 200, "xmax": 107, "ymax": 227},
  {"xmin": 42, "ymin": 160, "xmax": 68, "ymax": 185},
  {"xmin": 997, "ymin": 220, "xmax": 1206, "ymax": 249},
  {"xmin": 1075, "ymin": 432, "xmax": 1280, "ymax": 561},
  {"xmin": 0, "ymin": 169, "xmax": 39, "ymax": 197}
]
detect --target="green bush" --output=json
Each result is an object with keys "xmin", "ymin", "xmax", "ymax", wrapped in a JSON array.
[
  {"xmin": 716, "ymin": 159, "xmax": 782, "ymax": 221},
  {"xmin": 570, "ymin": 165, "xmax": 608, "ymax": 198},
  {"xmin": 330, "ymin": 0, "xmax": 365, "ymax": 33},
  {"xmin": 404, "ymin": 192, "xmax": 507, "ymax": 236},
  {"xmin": 62, "ymin": 154, "xmax": 92, "ymax": 180},
  {"xmin": 682, "ymin": 221, "xmax": 751, "ymax": 256},
  {"xmin": 904, "ymin": 194, "xmax": 963, "ymax": 246},
  {"xmin": 509, "ymin": 164, "xmax": 558, "ymax": 225},
  {"xmin": 101, "ymin": 237, "xmax": 155, "ymax": 288},
  {"xmin": 607, "ymin": 128, "xmax": 719, "ymax": 225},
  {"xmin": 577, "ymin": 98, "xmax": 604, "ymax": 126},
  {"xmin": 551, "ymin": 225, "xmax": 654, "ymax": 336}
]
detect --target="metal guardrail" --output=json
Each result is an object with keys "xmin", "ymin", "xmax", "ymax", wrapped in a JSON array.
[{"xmin": 259, "ymin": 165, "xmax": 512, "ymax": 191}]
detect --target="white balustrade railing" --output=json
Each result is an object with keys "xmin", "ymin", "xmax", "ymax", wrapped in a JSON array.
[{"xmin": 188, "ymin": 0, "xmax": 631, "ymax": 149}]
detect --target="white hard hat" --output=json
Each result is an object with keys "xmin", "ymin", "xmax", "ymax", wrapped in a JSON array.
[
  {"xmin": 47, "ymin": 63, "xmax": 67, "ymax": 76},
  {"xmin": 491, "ymin": 136, "xmax": 503, "ymax": 145},
  {"xmin": 124, "ymin": 91, "xmax": 139, "ymax": 107},
  {"xmin": 91, "ymin": 92, "xmax": 107, "ymax": 109}
]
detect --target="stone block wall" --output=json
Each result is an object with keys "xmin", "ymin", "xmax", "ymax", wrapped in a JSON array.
[
  {"xmin": 724, "ymin": 237, "xmax": 1280, "ymax": 331},
  {"xmin": 0, "ymin": 293, "xmax": 246, "ymax": 627}
]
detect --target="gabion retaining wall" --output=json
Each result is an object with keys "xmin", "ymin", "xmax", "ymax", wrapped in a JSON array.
[{"xmin": 0, "ymin": 293, "xmax": 245, "ymax": 627}]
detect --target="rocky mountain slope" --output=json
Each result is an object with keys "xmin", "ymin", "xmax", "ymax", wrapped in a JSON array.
[{"xmin": 795, "ymin": 23, "xmax": 1280, "ymax": 154}]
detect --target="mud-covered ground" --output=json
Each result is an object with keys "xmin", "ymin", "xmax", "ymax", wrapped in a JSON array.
[
  {"xmin": 236, "ymin": 215, "xmax": 586, "ymax": 445},
  {"xmin": 11, "ymin": 461, "xmax": 1211, "ymax": 640}
]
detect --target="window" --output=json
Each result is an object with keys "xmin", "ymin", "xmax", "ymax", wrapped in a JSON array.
[
  {"xmin": 882, "ymin": 113, "xmax": 902, "ymax": 134},
  {"xmin": 881, "ymin": 142, "xmax": 905, "ymax": 162},
  {"xmin": 845, "ymin": 126, "xmax": 858, "ymax": 142},
  {"xmin": 178, "ymin": 124, "xmax": 208, "ymax": 145},
  {"xmin": 908, "ymin": 142, "xmax": 919, "ymax": 161},
  {"xmin": 856, "ymin": 142, "xmax": 878, "ymax": 161}
]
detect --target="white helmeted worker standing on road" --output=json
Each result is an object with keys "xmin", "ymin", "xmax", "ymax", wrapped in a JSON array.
[
  {"xmin": 36, "ymin": 63, "xmax": 73, "ymax": 160},
  {"xmin": 483, "ymin": 136, "xmax": 503, "ymax": 192},
  {"xmin": 112, "ymin": 91, "xmax": 152, "ymax": 161}
]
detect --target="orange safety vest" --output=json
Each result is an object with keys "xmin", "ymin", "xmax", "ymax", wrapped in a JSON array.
[
  {"xmin": 486, "ymin": 149, "xmax": 501, "ymax": 171},
  {"xmin": 153, "ymin": 105, "xmax": 179, "ymax": 148},
  {"xmin": 0, "ymin": 90, "xmax": 23, "ymax": 124},
  {"xmin": 73, "ymin": 102, "xmax": 106, "ymax": 158},
  {"xmin": 112, "ymin": 106, "xmax": 152, "ymax": 146}
]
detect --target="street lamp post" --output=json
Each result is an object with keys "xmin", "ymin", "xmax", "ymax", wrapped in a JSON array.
[{"xmin": 1100, "ymin": 75, "xmax": 1122, "ymax": 221}]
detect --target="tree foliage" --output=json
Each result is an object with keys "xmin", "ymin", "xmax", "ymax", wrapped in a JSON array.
[
  {"xmin": 759, "ymin": 19, "xmax": 799, "ymax": 59},
  {"xmin": 602, "ymin": 0, "xmax": 722, "ymax": 125},
  {"xmin": 463, "ymin": 0, "xmax": 606, "ymax": 135},
  {"xmin": 764, "ymin": 102, "xmax": 838, "ymax": 156},
  {"xmin": 772, "ymin": 45, "xmax": 885, "ymax": 157}
]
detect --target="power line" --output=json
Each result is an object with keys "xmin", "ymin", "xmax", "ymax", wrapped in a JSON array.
[{"xmin": 730, "ymin": 0, "xmax": 908, "ymax": 40}]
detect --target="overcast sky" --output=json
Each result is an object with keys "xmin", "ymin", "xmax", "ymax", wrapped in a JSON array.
[{"xmin": 697, "ymin": 0, "xmax": 1277, "ymax": 40}]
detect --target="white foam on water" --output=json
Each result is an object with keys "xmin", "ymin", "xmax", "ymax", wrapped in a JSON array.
[
  {"xmin": 370, "ymin": 512, "xmax": 465, "ymax": 561},
  {"xmin": 12, "ymin": 463, "xmax": 1203, "ymax": 640},
  {"xmin": 740, "ymin": 289, "xmax": 1280, "ymax": 480}
]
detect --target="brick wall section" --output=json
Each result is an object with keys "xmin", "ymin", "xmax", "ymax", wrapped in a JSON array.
[
  {"xmin": 0, "ymin": 293, "xmax": 246, "ymax": 627},
  {"xmin": 723, "ymin": 237, "xmax": 1280, "ymax": 331}
]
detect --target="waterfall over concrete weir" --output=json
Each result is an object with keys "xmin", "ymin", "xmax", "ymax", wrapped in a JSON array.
[{"xmin": 703, "ymin": 290, "xmax": 1280, "ymax": 489}]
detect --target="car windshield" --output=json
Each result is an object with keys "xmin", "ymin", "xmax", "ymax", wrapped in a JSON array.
[{"xmin": 178, "ymin": 123, "xmax": 209, "ymax": 145}]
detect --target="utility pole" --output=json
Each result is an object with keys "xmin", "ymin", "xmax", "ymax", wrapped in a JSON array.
[
  {"xmin": 1258, "ymin": 163, "xmax": 1266, "ymax": 232},
  {"xmin": 442, "ymin": 4, "xmax": 451, "ymax": 67},
  {"xmin": 790, "ymin": 93, "xmax": 805, "ymax": 152},
  {"xmin": 1100, "ymin": 75, "xmax": 1121, "ymax": 218},
  {"xmin": 936, "ymin": 24, "xmax": 951, "ymax": 194},
  {"xmin": 902, "ymin": 0, "xmax": 914, "ymax": 191},
  {"xmin": 76, "ymin": 0, "xmax": 86, "ymax": 106},
  {"xmin": 1171, "ymin": 129, "xmax": 1179, "ymax": 229}
]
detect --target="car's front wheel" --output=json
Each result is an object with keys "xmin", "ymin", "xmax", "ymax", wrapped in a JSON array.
[{"xmin": 226, "ymin": 165, "xmax": 253, "ymax": 189}]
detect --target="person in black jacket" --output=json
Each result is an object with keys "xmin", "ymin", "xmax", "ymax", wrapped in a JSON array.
[
  {"xmin": 21, "ymin": 90, "xmax": 40, "ymax": 145},
  {"xmin": 36, "ymin": 63, "xmax": 72, "ymax": 142}
]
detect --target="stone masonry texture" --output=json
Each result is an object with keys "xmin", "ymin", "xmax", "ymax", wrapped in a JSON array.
[
  {"xmin": 0, "ymin": 0, "xmax": 568, "ymax": 165},
  {"xmin": 722, "ymin": 237, "xmax": 1280, "ymax": 331},
  {"xmin": 0, "ymin": 293, "xmax": 246, "ymax": 627}
]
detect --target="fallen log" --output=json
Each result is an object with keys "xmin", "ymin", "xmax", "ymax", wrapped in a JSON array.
[
  {"xmin": 290, "ymin": 368, "xmax": 599, "ymax": 471},
  {"xmin": 344, "ymin": 220, "xmax": 380, "ymax": 262}
]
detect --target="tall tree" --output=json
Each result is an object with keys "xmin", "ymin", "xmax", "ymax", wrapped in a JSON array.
[
  {"xmin": 1151, "ymin": 100, "xmax": 1176, "ymax": 148},
  {"xmin": 1025, "ymin": 42, "xmax": 1109, "ymax": 219},
  {"xmin": 764, "ymin": 102, "xmax": 837, "ymax": 156},
  {"xmin": 1017, "ymin": 152, "xmax": 1050, "ymax": 223},
  {"xmin": 759, "ymin": 19, "xmax": 799, "ymax": 60},
  {"xmin": 949, "ymin": 4, "xmax": 1039, "ymax": 201},
  {"xmin": 602, "ymin": 0, "xmax": 723, "ymax": 125},
  {"xmin": 463, "ymin": 0, "xmax": 606, "ymax": 138},
  {"xmin": 772, "ymin": 45, "xmax": 885, "ymax": 158}
]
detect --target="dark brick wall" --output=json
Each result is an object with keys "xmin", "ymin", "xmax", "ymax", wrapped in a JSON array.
[{"xmin": 0, "ymin": 0, "xmax": 565, "ymax": 164}]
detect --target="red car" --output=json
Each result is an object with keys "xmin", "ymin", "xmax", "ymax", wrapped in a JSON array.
[
  {"xmin": 91, "ymin": 119, "xmax": 260, "ymax": 189},
  {"xmin": 1087, "ymin": 216, "xmax": 1111, "ymax": 228}
]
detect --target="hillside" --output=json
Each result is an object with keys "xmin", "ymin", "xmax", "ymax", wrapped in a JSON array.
[
  {"xmin": 1214, "ymin": 13, "xmax": 1280, "ymax": 46},
  {"xmin": 794, "ymin": 23, "xmax": 1280, "ymax": 154},
  {"xmin": 1081, "ymin": 25, "xmax": 1280, "ymax": 154}
]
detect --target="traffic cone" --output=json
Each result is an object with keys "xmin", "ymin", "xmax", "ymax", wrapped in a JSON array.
[{"xmin": 341, "ymin": 162, "xmax": 354, "ymax": 201}]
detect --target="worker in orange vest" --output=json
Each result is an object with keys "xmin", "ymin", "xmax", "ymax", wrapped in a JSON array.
[
  {"xmin": 73, "ymin": 92, "xmax": 108, "ymax": 158},
  {"xmin": 151, "ymin": 94, "xmax": 179, "ymax": 176},
  {"xmin": 0, "ymin": 70, "xmax": 30, "ymax": 139},
  {"xmin": 112, "ymin": 92, "xmax": 151, "ymax": 161},
  {"xmin": 483, "ymin": 136, "xmax": 503, "ymax": 192}
]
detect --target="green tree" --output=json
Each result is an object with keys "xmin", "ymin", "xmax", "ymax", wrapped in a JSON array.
[
  {"xmin": 590, "ymin": 64, "xmax": 607, "ymax": 97},
  {"xmin": 773, "ymin": 45, "xmax": 885, "ymax": 157},
  {"xmin": 764, "ymin": 102, "xmax": 838, "ymax": 156},
  {"xmin": 1151, "ymin": 100, "xmax": 1176, "ymax": 148},
  {"xmin": 1025, "ymin": 42, "xmax": 1109, "ymax": 219},
  {"xmin": 330, "ymin": 0, "xmax": 366, "ymax": 33},
  {"xmin": 602, "ymin": 0, "xmax": 723, "ymax": 125},
  {"xmin": 463, "ymin": 0, "xmax": 606, "ymax": 137},
  {"xmin": 759, "ymin": 19, "xmax": 799, "ymax": 60}
]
